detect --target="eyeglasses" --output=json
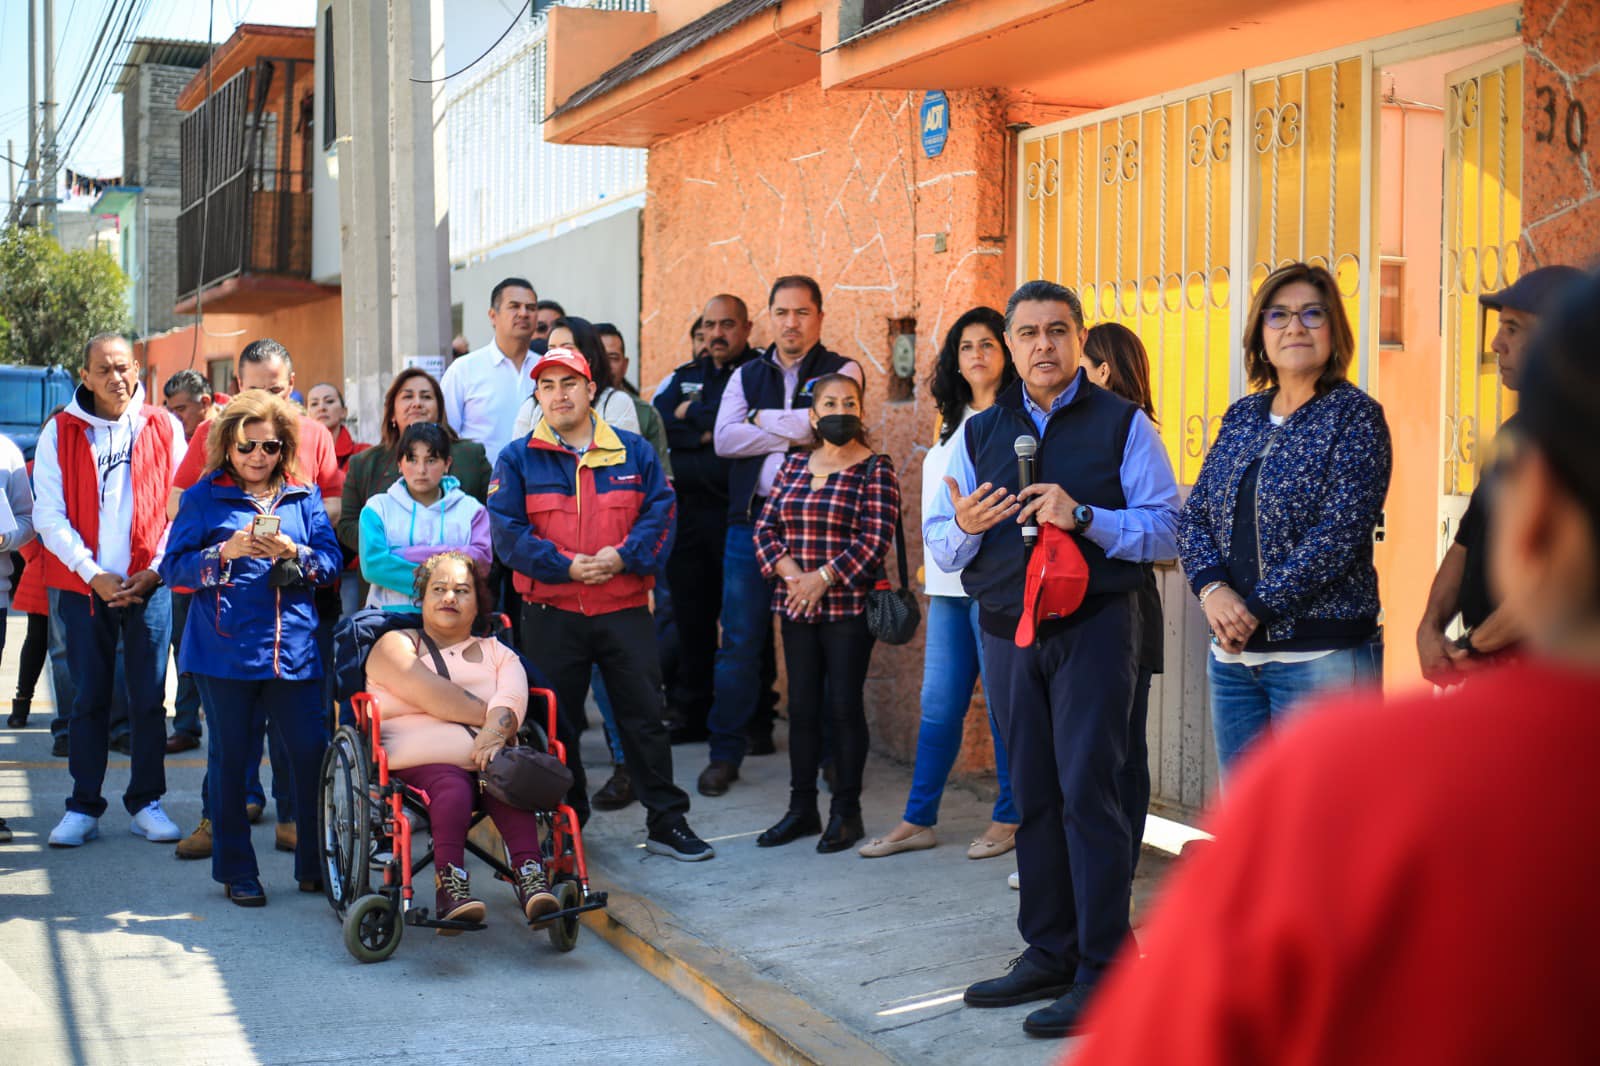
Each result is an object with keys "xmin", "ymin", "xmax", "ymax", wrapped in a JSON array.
[
  {"xmin": 1264, "ymin": 305, "xmax": 1329, "ymax": 331},
  {"xmin": 234, "ymin": 439, "xmax": 284, "ymax": 456}
]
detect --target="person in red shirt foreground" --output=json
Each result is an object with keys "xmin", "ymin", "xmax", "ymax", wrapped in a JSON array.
[{"xmin": 1071, "ymin": 267, "xmax": 1600, "ymax": 1063}]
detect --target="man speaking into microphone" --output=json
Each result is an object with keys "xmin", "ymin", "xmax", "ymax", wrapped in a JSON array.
[{"xmin": 924, "ymin": 281, "xmax": 1180, "ymax": 1038}]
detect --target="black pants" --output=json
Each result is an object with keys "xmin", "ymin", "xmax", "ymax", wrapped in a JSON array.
[
  {"xmin": 780, "ymin": 613, "xmax": 874, "ymax": 819},
  {"xmin": 981, "ymin": 592, "xmax": 1138, "ymax": 984},
  {"xmin": 1121, "ymin": 669, "xmax": 1153, "ymax": 876},
  {"xmin": 664, "ymin": 497, "xmax": 727, "ymax": 729},
  {"xmin": 521, "ymin": 603, "xmax": 690, "ymax": 832},
  {"xmin": 15, "ymin": 613, "xmax": 49, "ymax": 702}
]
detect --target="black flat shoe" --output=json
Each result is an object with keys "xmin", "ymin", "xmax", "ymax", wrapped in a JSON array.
[
  {"xmin": 1023, "ymin": 983, "xmax": 1097, "ymax": 1038},
  {"xmin": 225, "ymin": 878, "xmax": 267, "ymax": 908},
  {"xmin": 756, "ymin": 810, "xmax": 821, "ymax": 847},
  {"xmin": 816, "ymin": 813, "xmax": 864, "ymax": 854}
]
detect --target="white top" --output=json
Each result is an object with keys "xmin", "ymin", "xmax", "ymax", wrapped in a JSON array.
[
  {"xmin": 922, "ymin": 407, "xmax": 976, "ymax": 598},
  {"xmin": 512, "ymin": 387, "xmax": 639, "ymax": 440},
  {"xmin": 33, "ymin": 384, "xmax": 186, "ymax": 583},
  {"xmin": 0, "ymin": 433, "xmax": 35, "ymax": 607},
  {"xmin": 441, "ymin": 340, "xmax": 538, "ymax": 465}
]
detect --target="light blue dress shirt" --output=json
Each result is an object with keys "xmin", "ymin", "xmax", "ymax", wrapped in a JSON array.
[{"xmin": 923, "ymin": 374, "xmax": 1181, "ymax": 574}]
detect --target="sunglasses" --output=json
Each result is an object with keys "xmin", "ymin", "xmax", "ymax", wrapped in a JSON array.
[
  {"xmin": 1264, "ymin": 305, "xmax": 1329, "ymax": 330},
  {"xmin": 234, "ymin": 439, "xmax": 284, "ymax": 456}
]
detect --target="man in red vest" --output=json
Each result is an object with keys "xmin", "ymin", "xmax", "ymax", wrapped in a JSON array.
[{"xmin": 34, "ymin": 333, "xmax": 188, "ymax": 848}]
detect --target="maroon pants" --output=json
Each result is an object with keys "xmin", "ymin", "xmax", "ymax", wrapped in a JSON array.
[{"xmin": 395, "ymin": 762, "xmax": 544, "ymax": 871}]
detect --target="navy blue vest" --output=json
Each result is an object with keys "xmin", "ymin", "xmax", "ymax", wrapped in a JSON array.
[
  {"xmin": 961, "ymin": 373, "xmax": 1141, "ymax": 636},
  {"xmin": 726, "ymin": 343, "xmax": 855, "ymax": 522}
]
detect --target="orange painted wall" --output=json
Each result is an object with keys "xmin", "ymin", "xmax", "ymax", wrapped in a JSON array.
[
  {"xmin": 1522, "ymin": 0, "xmax": 1600, "ymax": 268},
  {"xmin": 639, "ymin": 80, "xmax": 1011, "ymax": 768},
  {"xmin": 139, "ymin": 295, "xmax": 347, "ymax": 430}
]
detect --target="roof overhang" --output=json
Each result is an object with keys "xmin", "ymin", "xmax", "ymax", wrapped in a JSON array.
[
  {"xmin": 176, "ymin": 24, "xmax": 316, "ymax": 111},
  {"xmin": 174, "ymin": 275, "xmax": 340, "ymax": 316},
  {"xmin": 89, "ymin": 186, "xmax": 143, "ymax": 215},
  {"xmin": 115, "ymin": 37, "xmax": 214, "ymax": 94},
  {"xmin": 819, "ymin": 0, "xmax": 1508, "ymax": 106},
  {"xmin": 545, "ymin": 0, "xmax": 825, "ymax": 147}
]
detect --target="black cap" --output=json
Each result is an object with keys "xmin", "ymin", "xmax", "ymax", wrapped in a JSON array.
[{"xmin": 1479, "ymin": 264, "xmax": 1586, "ymax": 314}]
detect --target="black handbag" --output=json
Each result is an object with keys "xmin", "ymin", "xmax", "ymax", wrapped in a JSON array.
[
  {"xmin": 414, "ymin": 633, "xmax": 574, "ymax": 812},
  {"xmin": 865, "ymin": 490, "xmax": 921, "ymax": 645}
]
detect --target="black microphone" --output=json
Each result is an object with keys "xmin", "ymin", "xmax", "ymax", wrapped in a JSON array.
[{"xmin": 1014, "ymin": 435, "xmax": 1039, "ymax": 553}]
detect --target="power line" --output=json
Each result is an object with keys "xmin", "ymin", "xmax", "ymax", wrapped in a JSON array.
[
  {"xmin": 59, "ymin": 0, "xmax": 154, "ymax": 170},
  {"xmin": 409, "ymin": 0, "xmax": 531, "ymax": 84}
]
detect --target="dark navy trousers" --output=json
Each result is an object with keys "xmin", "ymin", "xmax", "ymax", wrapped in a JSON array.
[{"xmin": 981, "ymin": 591, "xmax": 1138, "ymax": 984}]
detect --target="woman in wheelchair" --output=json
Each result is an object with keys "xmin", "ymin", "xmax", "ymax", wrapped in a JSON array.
[{"xmin": 362, "ymin": 550, "xmax": 561, "ymax": 930}]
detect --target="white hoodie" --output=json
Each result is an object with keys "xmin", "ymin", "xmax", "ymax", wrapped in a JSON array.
[{"xmin": 34, "ymin": 383, "xmax": 187, "ymax": 583}]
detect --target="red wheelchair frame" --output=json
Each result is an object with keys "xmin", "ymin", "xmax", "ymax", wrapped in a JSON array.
[{"xmin": 321, "ymin": 682, "xmax": 607, "ymax": 962}]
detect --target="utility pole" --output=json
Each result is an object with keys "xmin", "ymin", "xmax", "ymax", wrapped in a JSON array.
[
  {"xmin": 41, "ymin": 0, "xmax": 58, "ymax": 234},
  {"xmin": 24, "ymin": 0, "xmax": 38, "ymax": 225}
]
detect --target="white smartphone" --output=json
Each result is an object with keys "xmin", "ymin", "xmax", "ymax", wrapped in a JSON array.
[{"xmin": 250, "ymin": 514, "xmax": 282, "ymax": 538}]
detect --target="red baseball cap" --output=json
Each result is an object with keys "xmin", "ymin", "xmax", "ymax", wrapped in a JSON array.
[
  {"xmin": 1014, "ymin": 523, "xmax": 1090, "ymax": 647},
  {"xmin": 527, "ymin": 347, "xmax": 592, "ymax": 382}
]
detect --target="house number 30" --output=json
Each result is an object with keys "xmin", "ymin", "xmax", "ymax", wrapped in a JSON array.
[{"xmin": 1534, "ymin": 85, "xmax": 1587, "ymax": 154}]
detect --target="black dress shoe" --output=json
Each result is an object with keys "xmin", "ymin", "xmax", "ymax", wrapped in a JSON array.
[
  {"xmin": 1023, "ymin": 983, "xmax": 1096, "ymax": 1038},
  {"xmin": 964, "ymin": 954, "xmax": 1075, "ymax": 1007},
  {"xmin": 816, "ymin": 813, "xmax": 864, "ymax": 853},
  {"xmin": 165, "ymin": 732, "xmax": 200, "ymax": 754},
  {"xmin": 696, "ymin": 760, "xmax": 738, "ymax": 797},
  {"xmin": 756, "ymin": 810, "xmax": 821, "ymax": 847},
  {"xmin": 592, "ymin": 766, "xmax": 635, "ymax": 810},
  {"xmin": 225, "ymin": 878, "xmax": 268, "ymax": 908}
]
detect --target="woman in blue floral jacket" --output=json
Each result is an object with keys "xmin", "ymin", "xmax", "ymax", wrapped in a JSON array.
[{"xmin": 1179, "ymin": 263, "xmax": 1391, "ymax": 775}]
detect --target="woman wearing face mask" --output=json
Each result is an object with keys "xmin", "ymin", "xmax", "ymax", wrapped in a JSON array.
[
  {"xmin": 860, "ymin": 307, "xmax": 1020, "ymax": 861},
  {"xmin": 753, "ymin": 374, "xmax": 900, "ymax": 854}
]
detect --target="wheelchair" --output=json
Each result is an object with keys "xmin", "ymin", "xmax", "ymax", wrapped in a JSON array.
[{"xmin": 317, "ymin": 620, "xmax": 607, "ymax": 963}]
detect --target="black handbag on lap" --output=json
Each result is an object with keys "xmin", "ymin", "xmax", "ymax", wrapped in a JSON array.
[{"xmin": 865, "ymin": 498, "xmax": 921, "ymax": 645}]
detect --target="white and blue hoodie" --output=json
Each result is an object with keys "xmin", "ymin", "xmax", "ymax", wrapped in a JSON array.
[{"xmin": 358, "ymin": 474, "xmax": 492, "ymax": 610}]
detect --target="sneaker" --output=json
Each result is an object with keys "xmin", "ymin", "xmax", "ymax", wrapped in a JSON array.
[
  {"xmin": 130, "ymin": 801, "xmax": 182, "ymax": 842},
  {"xmin": 1008, "ymin": 871, "xmax": 1020, "ymax": 891},
  {"xmin": 51, "ymin": 734, "xmax": 69, "ymax": 757},
  {"xmin": 513, "ymin": 859, "xmax": 560, "ymax": 927},
  {"xmin": 645, "ymin": 820, "xmax": 715, "ymax": 862},
  {"xmin": 274, "ymin": 822, "xmax": 297, "ymax": 853},
  {"xmin": 48, "ymin": 811, "xmax": 100, "ymax": 847},
  {"xmin": 175, "ymin": 818, "xmax": 213, "ymax": 860},
  {"xmin": 434, "ymin": 863, "xmax": 486, "ymax": 933},
  {"xmin": 8, "ymin": 698, "xmax": 29, "ymax": 728}
]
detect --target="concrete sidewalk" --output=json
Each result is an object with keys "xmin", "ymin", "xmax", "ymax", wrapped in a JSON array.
[{"xmin": 572, "ymin": 717, "xmax": 1182, "ymax": 1065}]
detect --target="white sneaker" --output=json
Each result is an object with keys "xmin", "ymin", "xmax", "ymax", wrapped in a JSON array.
[
  {"xmin": 48, "ymin": 811, "xmax": 100, "ymax": 847},
  {"xmin": 1007, "ymin": 871, "xmax": 1020, "ymax": 891},
  {"xmin": 130, "ymin": 801, "xmax": 182, "ymax": 842}
]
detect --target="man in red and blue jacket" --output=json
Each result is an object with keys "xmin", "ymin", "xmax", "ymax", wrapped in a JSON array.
[{"xmin": 488, "ymin": 349, "xmax": 713, "ymax": 862}]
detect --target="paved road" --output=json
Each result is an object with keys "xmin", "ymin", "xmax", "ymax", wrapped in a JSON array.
[{"xmin": 0, "ymin": 619, "xmax": 760, "ymax": 1066}]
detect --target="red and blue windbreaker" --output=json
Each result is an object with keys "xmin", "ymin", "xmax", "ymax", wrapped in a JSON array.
[{"xmin": 487, "ymin": 414, "xmax": 675, "ymax": 616}]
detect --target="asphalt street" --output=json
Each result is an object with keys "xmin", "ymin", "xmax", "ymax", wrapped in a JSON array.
[{"xmin": 0, "ymin": 617, "xmax": 762, "ymax": 1066}]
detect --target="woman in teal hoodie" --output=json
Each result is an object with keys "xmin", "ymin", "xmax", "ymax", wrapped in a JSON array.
[{"xmin": 359, "ymin": 423, "xmax": 492, "ymax": 611}]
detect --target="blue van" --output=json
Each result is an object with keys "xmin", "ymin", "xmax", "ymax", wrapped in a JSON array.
[{"xmin": 0, "ymin": 365, "xmax": 76, "ymax": 460}]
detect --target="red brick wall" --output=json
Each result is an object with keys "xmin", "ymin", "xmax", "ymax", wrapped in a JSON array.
[
  {"xmin": 1522, "ymin": 0, "xmax": 1600, "ymax": 268},
  {"xmin": 639, "ymin": 81, "xmax": 1012, "ymax": 770}
]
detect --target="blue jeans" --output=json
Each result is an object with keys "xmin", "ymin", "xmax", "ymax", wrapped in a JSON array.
[
  {"xmin": 170, "ymin": 591, "xmax": 203, "ymax": 738},
  {"xmin": 591, "ymin": 665, "xmax": 629, "ymax": 765},
  {"xmin": 194, "ymin": 675, "xmax": 328, "ymax": 884},
  {"xmin": 58, "ymin": 587, "xmax": 172, "ymax": 817},
  {"xmin": 1208, "ymin": 636, "xmax": 1384, "ymax": 777},
  {"xmin": 903, "ymin": 596, "xmax": 1018, "ymax": 827},
  {"xmin": 706, "ymin": 522, "xmax": 773, "ymax": 767}
]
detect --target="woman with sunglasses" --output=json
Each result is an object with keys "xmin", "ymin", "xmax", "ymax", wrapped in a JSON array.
[
  {"xmin": 1177, "ymin": 263, "xmax": 1392, "ymax": 776},
  {"xmin": 161, "ymin": 392, "xmax": 343, "ymax": 906}
]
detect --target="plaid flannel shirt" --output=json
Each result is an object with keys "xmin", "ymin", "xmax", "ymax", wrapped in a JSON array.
[{"xmin": 754, "ymin": 451, "xmax": 900, "ymax": 623}]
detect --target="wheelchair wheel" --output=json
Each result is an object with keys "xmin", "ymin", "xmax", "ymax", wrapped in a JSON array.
[
  {"xmin": 319, "ymin": 725, "xmax": 371, "ymax": 911},
  {"xmin": 548, "ymin": 880, "xmax": 582, "ymax": 953},
  {"xmin": 342, "ymin": 893, "xmax": 402, "ymax": 963}
]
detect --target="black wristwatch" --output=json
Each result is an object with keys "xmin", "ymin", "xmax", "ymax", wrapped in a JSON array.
[{"xmin": 1073, "ymin": 504, "xmax": 1094, "ymax": 531}]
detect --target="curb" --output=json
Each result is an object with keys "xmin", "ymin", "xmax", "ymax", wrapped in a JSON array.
[{"xmin": 580, "ymin": 873, "xmax": 900, "ymax": 1066}]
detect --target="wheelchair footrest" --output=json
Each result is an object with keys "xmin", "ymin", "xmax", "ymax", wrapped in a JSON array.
[
  {"xmin": 530, "ymin": 893, "xmax": 608, "ymax": 927},
  {"xmin": 404, "ymin": 909, "xmax": 488, "ymax": 933}
]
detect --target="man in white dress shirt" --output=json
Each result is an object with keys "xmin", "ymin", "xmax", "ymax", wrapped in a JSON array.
[{"xmin": 441, "ymin": 278, "xmax": 540, "ymax": 465}]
